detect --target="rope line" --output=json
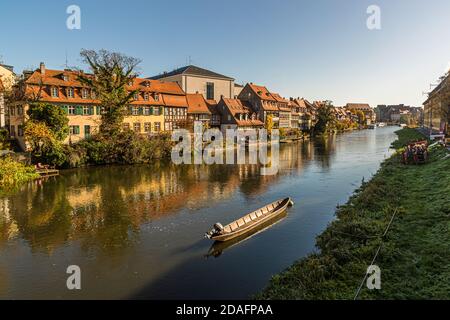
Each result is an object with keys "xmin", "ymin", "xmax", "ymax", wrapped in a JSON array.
[{"xmin": 353, "ymin": 208, "xmax": 398, "ymax": 300}]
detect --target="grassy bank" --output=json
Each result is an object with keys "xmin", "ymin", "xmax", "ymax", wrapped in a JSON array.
[{"xmin": 257, "ymin": 128, "xmax": 450, "ymax": 299}]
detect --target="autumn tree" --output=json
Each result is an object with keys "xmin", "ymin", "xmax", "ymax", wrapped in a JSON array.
[
  {"xmin": 78, "ymin": 49, "xmax": 141, "ymax": 135},
  {"xmin": 314, "ymin": 101, "xmax": 336, "ymax": 135},
  {"xmin": 27, "ymin": 103, "xmax": 69, "ymax": 141}
]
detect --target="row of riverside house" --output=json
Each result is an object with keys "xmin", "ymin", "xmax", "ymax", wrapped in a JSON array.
[{"xmin": 3, "ymin": 63, "xmax": 375, "ymax": 150}]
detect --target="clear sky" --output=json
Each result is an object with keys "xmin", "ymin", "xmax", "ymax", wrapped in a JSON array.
[{"xmin": 1, "ymin": 0, "xmax": 449, "ymax": 107}]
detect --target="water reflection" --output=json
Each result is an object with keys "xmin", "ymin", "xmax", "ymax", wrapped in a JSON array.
[
  {"xmin": 0, "ymin": 127, "xmax": 398, "ymax": 299},
  {"xmin": 0, "ymin": 141, "xmax": 319, "ymax": 255}
]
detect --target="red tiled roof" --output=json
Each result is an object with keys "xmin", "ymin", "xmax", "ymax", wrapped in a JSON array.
[
  {"xmin": 221, "ymin": 98, "xmax": 264, "ymax": 127},
  {"xmin": 248, "ymin": 84, "xmax": 276, "ymax": 102},
  {"xmin": 163, "ymin": 94, "xmax": 188, "ymax": 108},
  {"xmin": 186, "ymin": 93, "xmax": 211, "ymax": 114},
  {"xmin": 23, "ymin": 67, "xmax": 187, "ymax": 106}
]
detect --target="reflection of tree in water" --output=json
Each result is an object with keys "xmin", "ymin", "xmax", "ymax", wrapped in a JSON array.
[
  {"xmin": 313, "ymin": 135, "xmax": 337, "ymax": 169},
  {"xmin": 0, "ymin": 140, "xmax": 325, "ymax": 255},
  {"xmin": 5, "ymin": 178, "xmax": 72, "ymax": 254}
]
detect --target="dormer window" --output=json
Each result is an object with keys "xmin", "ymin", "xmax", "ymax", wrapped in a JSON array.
[
  {"xmin": 133, "ymin": 92, "xmax": 139, "ymax": 100},
  {"xmin": 63, "ymin": 74, "xmax": 69, "ymax": 81},
  {"xmin": 154, "ymin": 93, "xmax": 159, "ymax": 101},
  {"xmin": 82, "ymin": 88, "xmax": 88, "ymax": 99},
  {"xmin": 51, "ymin": 87, "xmax": 59, "ymax": 97},
  {"xmin": 144, "ymin": 81, "xmax": 150, "ymax": 87},
  {"xmin": 144, "ymin": 93, "xmax": 149, "ymax": 101},
  {"xmin": 91, "ymin": 91, "xmax": 96, "ymax": 99},
  {"xmin": 128, "ymin": 80, "xmax": 134, "ymax": 86},
  {"xmin": 67, "ymin": 87, "xmax": 74, "ymax": 98}
]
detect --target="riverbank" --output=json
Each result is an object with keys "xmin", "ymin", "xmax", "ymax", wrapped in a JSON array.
[{"xmin": 257, "ymin": 128, "xmax": 450, "ymax": 299}]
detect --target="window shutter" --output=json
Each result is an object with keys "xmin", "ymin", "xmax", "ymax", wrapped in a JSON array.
[
  {"xmin": 90, "ymin": 106, "xmax": 94, "ymax": 115},
  {"xmin": 96, "ymin": 106, "xmax": 100, "ymax": 115},
  {"xmin": 138, "ymin": 107, "xmax": 143, "ymax": 115},
  {"xmin": 62, "ymin": 105, "xmax": 68, "ymax": 114}
]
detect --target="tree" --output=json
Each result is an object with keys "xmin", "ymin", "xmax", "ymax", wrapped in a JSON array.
[
  {"xmin": 27, "ymin": 103, "xmax": 69, "ymax": 141},
  {"xmin": 265, "ymin": 114, "xmax": 274, "ymax": 133},
  {"xmin": 355, "ymin": 110, "xmax": 366, "ymax": 125},
  {"xmin": 314, "ymin": 101, "xmax": 336, "ymax": 135},
  {"xmin": 78, "ymin": 49, "xmax": 141, "ymax": 135},
  {"xmin": 23, "ymin": 121, "xmax": 66, "ymax": 166}
]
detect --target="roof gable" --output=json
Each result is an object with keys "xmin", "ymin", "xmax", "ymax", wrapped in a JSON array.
[{"xmin": 150, "ymin": 65, "xmax": 234, "ymax": 81}]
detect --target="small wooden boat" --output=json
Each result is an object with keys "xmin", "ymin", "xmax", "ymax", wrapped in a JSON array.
[
  {"xmin": 205, "ymin": 197, "xmax": 293, "ymax": 242},
  {"xmin": 205, "ymin": 211, "xmax": 288, "ymax": 258}
]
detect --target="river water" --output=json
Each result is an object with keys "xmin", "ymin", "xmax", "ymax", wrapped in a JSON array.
[{"xmin": 0, "ymin": 127, "xmax": 397, "ymax": 299}]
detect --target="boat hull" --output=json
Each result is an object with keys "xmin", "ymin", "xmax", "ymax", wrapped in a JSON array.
[{"xmin": 209, "ymin": 198, "xmax": 292, "ymax": 242}]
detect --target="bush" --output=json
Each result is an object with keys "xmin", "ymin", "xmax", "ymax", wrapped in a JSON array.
[
  {"xmin": 0, "ymin": 156, "xmax": 39, "ymax": 187},
  {"xmin": 62, "ymin": 131, "xmax": 173, "ymax": 168}
]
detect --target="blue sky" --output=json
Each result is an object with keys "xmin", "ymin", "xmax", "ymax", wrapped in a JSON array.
[{"xmin": 1, "ymin": 0, "xmax": 449, "ymax": 107}]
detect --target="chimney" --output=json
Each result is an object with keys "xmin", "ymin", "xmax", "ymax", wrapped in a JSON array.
[{"xmin": 40, "ymin": 62, "xmax": 46, "ymax": 75}]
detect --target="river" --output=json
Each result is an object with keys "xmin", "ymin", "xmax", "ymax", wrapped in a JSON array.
[{"xmin": 0, "ymin": 126, "xmax": 397, "ymax": 299}]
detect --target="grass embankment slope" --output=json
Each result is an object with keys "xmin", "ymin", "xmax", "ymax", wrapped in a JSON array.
[{"xmin": 258, "ymin": 128, "xmax": 450, "ymax": 299}]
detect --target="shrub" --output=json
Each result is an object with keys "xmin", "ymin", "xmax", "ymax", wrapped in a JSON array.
[{"xmin": 0, "ymin": 156, "xmax": 39, "ymax": 187}]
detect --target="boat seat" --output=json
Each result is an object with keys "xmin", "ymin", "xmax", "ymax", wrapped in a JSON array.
[
  {"xmin": 250, "ymin": 212, "xmax": 257, "ymax": 220},
  {"xmin": 244, "ymin": 216, "xmax": 252, "ymax": 224},
  {"xmin": 237, "ymin": 219, "xmax": 245, "ymax": 227},
  {"xmin": 230, "ymin": 222, "xmax": 239, "ymax": 231},
  {"xmin": 223, "ymin": 226, "xmax": 232, "ymax": 233},
  {"xmin": 256, "ymin": 210, "xmax": 263, "ymax": 217}
]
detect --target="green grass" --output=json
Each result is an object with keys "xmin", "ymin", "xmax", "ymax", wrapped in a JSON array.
[{"xmin": 257, "ymin": 128, "xmax": 450, "ymax": 299}]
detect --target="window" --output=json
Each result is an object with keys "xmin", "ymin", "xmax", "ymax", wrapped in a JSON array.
[
  {"xmin": 67, "ymin": 88, "xmax": 74, "ymax": 98},
  {"xmin": 155, "ymin": 122, "xmax": 161, "ymax": 132},
  {"xmin": 144, "ymin": 93, "xmax": 149, "ymax": 101},
  {"xmin": 68, "ymin": 106, "xmax": 76, "ymax": 115},
  {"xmin": 154, "ymin": 93, "xmax": 159, "ymax": 101},
  {"xmin": 82, "ymin": 89, "xmax": 88, "ymax": 99},
  {"xmin": 63, "ymin": 75, "xmax": 69, "ymax": 81},
  {"xmin": 51, "ymin": 87, "xmax": 59, "ymax": 97},
  {"xmin": 123, "ymin": 123, "xmax": 130, "ymax": 131},
  {"xmin": 153, "ymin": 107, "xmax": 160, "ymax": 116},
  {"xmin": 91, "ymin": 91, "xmax": 96, "ymax": 99},
  {"xmin": 144, "ymin": 122, "xmax": 151, "ymax": 132},
  {"xmin": 133, "ymin": 93, "xmax": 139, "ymax": 100},
  {"xmin": 9, "ymin": 106, "xmax": 15, "ymax": 116},
  {"xmin": 83, "ymin": 106, "xmax": 91, "ymax": 115},
  {"xmin": 10, "ymin": 125, "xmax": 15, "ymax": 137},
  {"xmin": 17, "ymin": 106, "xmax": 23, "ymax": 115},
  {"xmin": 133, "ymin": 122, "xmax": 141, "ymax": 132},
  {"xmin": 18, "ymin": 125, "xmax": 23, "ymax": 137},
  {"xmin": 206, "ymin": 82, "xmax": 214, "ymax": 100},
  {"xmin": 132, "ymin": 107, "xmax": 139, "ymax": 115},
  {"xmin": 69, "ymin": 125, "xmax": 80, "ymax": 135},
  {"xmin": 84, "ymin": 125, "xmax": 91, "ymax": 138},
  {"xmin": 144, "ymin": 107, "xmax": 151, "ymax": 115}
]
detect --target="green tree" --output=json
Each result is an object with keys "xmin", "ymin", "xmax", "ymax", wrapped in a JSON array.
[
  {"xmin": 314, "ymin": 101, "xmax": 336, "ymax": 135},
  {"xmin": 78, "ymin": 49, "xmax": 141, "ymax": 135},
  {"xmin": 27, "ymin": 103, "xmax": 69, "ymax": 141}
]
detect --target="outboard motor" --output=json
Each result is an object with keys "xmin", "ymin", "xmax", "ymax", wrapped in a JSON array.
[{"xmin": 205, "ymin": 222, "xmax": 225, "ymax": 239}]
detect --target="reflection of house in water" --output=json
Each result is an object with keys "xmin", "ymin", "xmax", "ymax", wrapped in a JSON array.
[{"xmin": 0, "ymin": 142, "xmax": 320, "ymax": 254}]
